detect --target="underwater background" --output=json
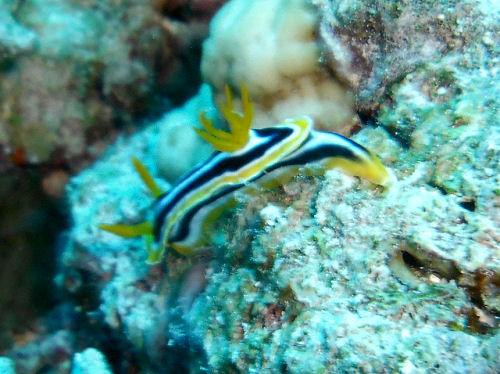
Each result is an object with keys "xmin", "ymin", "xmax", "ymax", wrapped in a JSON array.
[{"xmin": 0, "ymin": 0, "xmax": 499, "ymax": 372}]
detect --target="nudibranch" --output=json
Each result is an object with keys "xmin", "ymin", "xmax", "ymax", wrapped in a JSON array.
[{"xmin": 100, "ymin": 85, "xmax": 389, "ymax": 264}]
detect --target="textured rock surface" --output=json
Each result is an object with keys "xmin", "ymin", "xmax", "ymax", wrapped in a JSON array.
[
  {"xmin": 0, "ymin": 0, "xmax": 226, "ymax": 362},
  {"xmin": 187, "ymin": 160, "xmax": 500, "ymax": 372},
  {"xmin": 71, "ymin": 348, "xmax": 112, "ymax": 374},
  {"xmin": 0, "ymin": 0, "xmax": 222, "ymax": 167},
  {"xmin": 314, "ymin": 0, "xmax": 500, "ymax": 113},
  {"xmin": 57, "ymin": 121, "xmax": 500, "ymax": 372},
  {"xmin": 11, "ymin": 0, "xmax": 500, "ymax": 372}
]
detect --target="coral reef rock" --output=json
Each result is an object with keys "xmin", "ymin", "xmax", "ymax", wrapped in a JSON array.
[
  {"xmin": 315, "ymin": 0, "xmax": 500, "ymax": 113},
  {"xmin": 71, "ymin": 348, "xmax": 112, "ymax": 374},
  {"xmin": 49, "ymin": 0, "xmax": 500, "ymax": 372},
  {"xmin": 0, "ymin": 0, "xmax": 225, "ymax": 360},
  {"xmin": 0, "ymin": 0, "xmax": 221, "ymax": 167}
]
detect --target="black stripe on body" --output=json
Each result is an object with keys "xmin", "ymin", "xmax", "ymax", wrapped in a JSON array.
[
  {"xmin": 168, "ymin": 182, "xmax": 247, "ymax": 243},
  {"xmin": 268, "ymin": 144, "xmax": 359, "ymax": 171},
  {"xmin": 168, "ymin": 142, "xmax": 358, "ymax": 244},
  {"xmin": 153, "ymin": 127, "xmax": 294, "ymax": 241},
  {"xmin": 153, "ymin": 150, "xmax": 222, "ymax": 202},
  {"xmin": 268, "ymin": 131, "xmax": 363, "ymax": 171},
  {"xmin": 167, "ymin": 130, "xmax": 369, "ymax": 246},
  {"xmin": 338, "ymin": 134, "xmax": 371, "ymax": 158}
]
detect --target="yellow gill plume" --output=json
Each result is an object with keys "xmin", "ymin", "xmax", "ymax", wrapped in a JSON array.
[{"xmin": 195, "ymin": 85, "xmax": 253, "ymax": 152}]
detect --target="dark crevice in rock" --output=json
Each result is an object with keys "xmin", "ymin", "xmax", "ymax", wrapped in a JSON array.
[
  {"xmin": 458, "ymin": 199, "xmax": 476, "ymax": 212},
  {"xmin": 393, "ymin": 239, "xmax": 499, "ymax": 334},
  {"xmin": 426, "ymin": 181, "xmax": 449, "ymax": 195}
]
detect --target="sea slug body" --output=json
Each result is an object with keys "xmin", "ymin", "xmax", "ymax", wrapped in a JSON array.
[
  {"xmin": 100, "ymin": 86, "xmax": 389, "ymax": 263},
  {"xmin": 152, "ymin": 116, "xmax": 312, "ymax": 260}
]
